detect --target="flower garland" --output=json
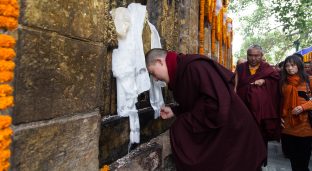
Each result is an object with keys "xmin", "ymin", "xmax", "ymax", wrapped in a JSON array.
[
  {"xmin": 0, "ymin": 0, "xmax": 18, "ymax": 170},
  {"xmin": 199, "ymin": 0, "xmax": 205, "ymax": 54},
  {"xmin": 0, "ymin": 16, "xmax": 18, "ymax": 30},
  {"xmin": 100, "ymin": 165, "xmax": 110, "ymax": 171},
  {"xmin": 211, "ymin": 0, "xmax": 216, "ymax": 57}
]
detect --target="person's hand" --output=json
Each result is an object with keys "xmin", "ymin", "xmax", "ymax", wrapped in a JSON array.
[
  {"xmin": 160, "ymin": 106, "xmax": 174, "ymax": 119},
  {"xmin": 292, "ymin": 106, "xmax": 303, "ymax": 115},
  {"xmin": 281, "ymin": 118, "xmax": 285, "ymax": 128},
  {"xmin": 251, "ymin": 79, "xmax": 265, "ymax": 86}
]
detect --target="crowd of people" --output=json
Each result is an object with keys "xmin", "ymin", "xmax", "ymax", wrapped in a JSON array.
[{"xmin": 145, "ymin": 45, "xmax": 312, "ymax": 171}]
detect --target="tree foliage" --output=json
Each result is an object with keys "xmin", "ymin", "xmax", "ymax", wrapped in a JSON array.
[{"xmin": 229, "ymin": 0, "xmax": 312, "ymax": 64}]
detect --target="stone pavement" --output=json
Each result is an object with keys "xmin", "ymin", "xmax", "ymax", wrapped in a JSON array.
[{"xmin": 265, "ymin": 141, "xmax": 312, "ymax": 171}]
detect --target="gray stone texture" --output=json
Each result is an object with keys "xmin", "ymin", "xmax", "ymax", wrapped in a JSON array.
[
  {"xmin": 14, "ymin": 27, "xmax": 105, "ymax": 124},
  {"xmin": 11, "ymin": 111, "xmax": 100, "ymax": 171}
]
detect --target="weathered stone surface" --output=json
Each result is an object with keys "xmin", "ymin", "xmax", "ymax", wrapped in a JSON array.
[
  {"xmin": 163, "ymin": 155, "xmax": 176, "ymax": 171},
  {"xmin": 11, "ymin": 111, "xmax": 100, "ymax": 171},
  {"xmin": 14, "ymin": 28, "xmax": 105, "ymax": 124},
  {"xmin": 147, "ymin": 0, "xmax": 198, "ymax": 53},
  {"xmin": 99, "ymin": 108, "xmax": 174, "ymax": 165},
  {"xmin": 106, "ymin": 131, "xmax": 175, "ymax": 171},
  {"xmin": 19, "ymin": 0, "xmax": 111, "ymax": 42},
  {"xmin": 149, "ymin": 131, "xmax": 172, "ymax": 168},
  {"xmin": 204, "ymin": 27, "xmax": 211, "ymax": 56},
  {"xmin": 110, "ymin": 142, "xmax": 162, "ymax": 171}
]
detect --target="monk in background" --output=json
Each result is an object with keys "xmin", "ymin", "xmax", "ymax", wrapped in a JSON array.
[
  {"xmin": 235, "ymin": 44, "xmax": 281, "ymax": 166},
  {"xmin": 146, "ymin": 48, "xmax": 266, "ymax": 171}
]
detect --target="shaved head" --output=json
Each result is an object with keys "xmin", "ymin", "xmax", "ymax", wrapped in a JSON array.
[{"xmin": 145, "ymin": 48, "xmax": 167, "ymax": 66}]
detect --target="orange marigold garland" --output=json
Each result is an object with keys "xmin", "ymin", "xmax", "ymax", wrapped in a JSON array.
[
  {"xmin": 0, "ymin": 0, "xmax": 18, "ymax": 9},
  {"xmin": 0, "ymin": 16, "xmax": 18, "ymax": 30},
  {"xmin": 0, "ymin": 4, "xmax": 19, "ymax": 18},
  {"xmin": 0, "ymin": 47, "xmax": 15, "ymax": 60},
  {"xmin": 199, "ymin": 0, "xmax": 205, "ymax": 54},
  {"xmin": 0, "ymin": 0, "xmax": 18, "ymax": 170},
  {"xmin": 0, "ymin": 34, "xmax": 16, "ymax": 48},
  {"xmin": 0, "ymin": 84, "xmax": 12, "ymax": 97},
  {"xmin": 0, "ymin": 115, "xmax": 12, "ymax": 171},
  {"xmin": 0, "ymin": 60, "xmax": 15, "ymax": 71},
  {"xmin": 0, "ymin": 71, "xmax": 14, "ymax": 83},
  {"xmin": 101, "ymin": 165, "xmax": 110, "ymax": 171}
]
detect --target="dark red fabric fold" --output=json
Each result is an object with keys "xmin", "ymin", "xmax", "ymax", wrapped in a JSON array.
[
  {"xmin": 236, "ymin": 61, "xmax": 281, "ymax": 140},
  {"xmin": 168, "ymin": 54, "xmax": 266, "ymax": 171},
  {"xmin": 165, "ymin": 51, "xmax": 178, "ymax": 90}
]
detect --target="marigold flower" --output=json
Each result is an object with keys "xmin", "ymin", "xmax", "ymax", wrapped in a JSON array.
[
  {"xmin": 0, "ymin": 4, "xmax": 19, "ymax": 18},
  {"xmin": 0, "ymin": 16, "xmax": 18, "ymax": 30},
  {"xmin": 0, "ymin": 127, "xmax": 13, "ymax": 139},
  {"xmin": 0, "ymin": 84, "xmax": 13, "ymax": 97},
  {"xmin": 0, "ymin": 0, "xmax": 18, "ymax": 9},
  {"xmin": 0, "ymin": 131, "xmax": 12, "ymax": 142},
  {"xmin": 0, "ymin": 115, "xmax": 11, "ymax": 129},
  {"xmin": 0, "ymin": 71, "xmax": 13, "ymax": 83},
  {"xmin": 0, "ymin": 48, "xmax": 15, "ymax": 60},
  {"xmin": 0, "ymin": 162, "xmax": 10, "ymax": 171},
  {"xmin": 0, "ymin": 34, "xmax": 15, "ymax": 48},
  {"xmin": 0, "ymin": 60, "xmax": 15, "ymax": 72},
  {"xmin": 0, "ymin": 149, "xmax": 10, "ymax": 160},
  {"xmin": 0, "ymin": 137, "xmax": 11, "ymax": 150},
  {"xmin": 0, "ymin": 95, "xmax": 13, "ymax": 109},
  {"xmin": 101, "ymin": 165, "xmax": 110, "ymax": 171}
]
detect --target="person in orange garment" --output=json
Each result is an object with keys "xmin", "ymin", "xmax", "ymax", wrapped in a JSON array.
[
  {"xmin": 145, "ymin": 48, "xmax": 266, "ymax": 171},
  {"xmin": 280, "ymin": 55, "xmax": 312, "ymax": 171}
]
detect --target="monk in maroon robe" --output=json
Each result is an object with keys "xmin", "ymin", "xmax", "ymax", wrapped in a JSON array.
[
  {"xmin": 146, "ymin": 48, "xmax": 266, "ymax": 171},
  {"xmin": 235, "ymin": 45, "xmax": 281, "ymax": 144}
]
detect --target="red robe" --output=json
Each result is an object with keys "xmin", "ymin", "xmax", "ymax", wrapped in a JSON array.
[
  {"xmin": 236, "ymin": 62, "xmax": 281, "ymax": 141},
  {"xmin": 166, "ymin": 52, "xmax": 266, "ymax": 171}
]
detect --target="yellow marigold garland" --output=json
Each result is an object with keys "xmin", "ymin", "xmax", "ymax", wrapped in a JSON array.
[
  {"xmin": 0, "ymin": 34, "xmax": 15, "ymax": 48},
  {"xmin": 0, "ymin": 60, "xmax": 15, "ymax": 71},
  {"xmin": 0, "ymin": 47, "xmax": 15, "ymax": 60}
]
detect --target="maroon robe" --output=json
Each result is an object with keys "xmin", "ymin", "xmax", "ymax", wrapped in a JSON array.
[
  {"xmin": 166, "ymin": 52, "xmax": 266, "ymax": 171},
  {"xmin": 236, "ymin": 62, "xmax": 280, "ymax": 141}
]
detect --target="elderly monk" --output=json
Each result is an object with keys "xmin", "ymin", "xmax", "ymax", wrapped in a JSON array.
[
  {"xmin": 146, "ymin": 48, "xmax": 266, "ymax": 171},
  {"xmin": 234, "ymin": 44, "xmax": 281, "ymax": 165}
]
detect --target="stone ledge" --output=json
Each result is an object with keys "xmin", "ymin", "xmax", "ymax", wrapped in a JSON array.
[
  {"xmin": 99, "ymin": 108, "xmax": 174, "ymax": 165},
  {"xmin": 108, "ymin": 131, "xmax": 175, "ymax": 171}
]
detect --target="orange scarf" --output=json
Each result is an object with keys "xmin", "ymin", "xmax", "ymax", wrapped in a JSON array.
[{"xmin": 282, "ymin": 75, "xmax": 301, "ymax": 126}]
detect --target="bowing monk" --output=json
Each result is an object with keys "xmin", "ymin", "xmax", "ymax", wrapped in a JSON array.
[
  {"xmin": 146, "ymin": 48, "xmax": 266, "ymax": 171},
  {"xmin": 234, "ymin": 45, "xmax": 281, "ymax": 165}
]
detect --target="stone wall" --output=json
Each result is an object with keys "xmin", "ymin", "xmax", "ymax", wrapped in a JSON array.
[{"xmin": 12, "ymin": 0, "xmax": 199, "ymax": 170}]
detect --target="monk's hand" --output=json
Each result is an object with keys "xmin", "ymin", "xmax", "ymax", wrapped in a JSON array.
[
  {"xmin": 292, "ymin": 106, "xmax": 303, "ymax": 115},
  {"xmin": 251, "ymin": 79, "xmax": 265, "ymax": 86},
  {"xmin": 160, "ymin": 106, "xmax": 174, "ymax": 119}
]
